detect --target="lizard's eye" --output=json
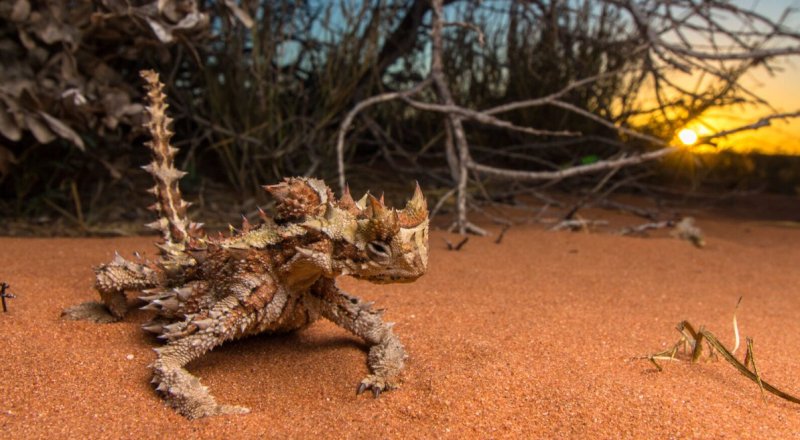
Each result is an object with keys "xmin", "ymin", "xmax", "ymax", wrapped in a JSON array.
[{"xmin": 367, "ymin": 241, "xmax": 391, "ymax": 258}]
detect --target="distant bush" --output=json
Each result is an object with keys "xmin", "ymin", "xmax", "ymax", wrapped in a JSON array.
[{"xmin": 1, "ymin": 0, "xmax": 794, "ymax": 228}]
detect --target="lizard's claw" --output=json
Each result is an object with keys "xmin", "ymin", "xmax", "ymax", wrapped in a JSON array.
[
  {"xmin": 181, "ymin": 403, "xmax": 250, "ymax": 420},
  {"xmin": 61, "ymin": 301, "xmax": 121, "ymax": 323},
  {"xmin": 216, "ymin": 404, "xmax": 251, "ymax": 416},
  {"xmin": 356, "ymin": 374, "xmax": 395, "ymax": 398}
]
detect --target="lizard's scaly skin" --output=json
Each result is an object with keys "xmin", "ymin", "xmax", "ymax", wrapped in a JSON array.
[{"xmin": 62, "ymin": 70, "xmax": 429, "ymax": 419}]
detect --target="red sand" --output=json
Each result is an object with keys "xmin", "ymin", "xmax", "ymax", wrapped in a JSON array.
[{"xmin": 1, "ymin": 211, "xmax": 800, "ymax": 438}]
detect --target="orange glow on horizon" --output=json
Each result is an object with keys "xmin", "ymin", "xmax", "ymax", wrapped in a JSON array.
[
  {"xmin": 634, "ymin": 62, "xmax": 800, "ymax": 156},
  {"xmin": 685, "ymin": 110, "xmax": 800, "ymax": 155}
]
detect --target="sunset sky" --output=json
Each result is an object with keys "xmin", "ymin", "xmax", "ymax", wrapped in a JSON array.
[{"xmin": 683, "ymin": 0, "xmax": 800, "ymax": 155}]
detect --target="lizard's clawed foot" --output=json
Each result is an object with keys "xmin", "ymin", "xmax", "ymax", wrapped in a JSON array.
[
  {"xmin": 199, "ymin": 404, "xmax": 251, "ymax": 418},
  {"xmin": 156, "ymin": 367, "xmax": 250, "ymax": 419},
  {"xmin": 176, "ymin": 402, "xmax": 250, "ymax": 420},
  {"xmin": 61, "ymin": 301, "xmax": 120, "ymax": 323},
  {"xmin": 356, "ymin": 374, "xmax": 397, "ymax": 398}
]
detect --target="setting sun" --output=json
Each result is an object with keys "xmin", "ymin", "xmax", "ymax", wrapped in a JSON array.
[{"xmin": 678, "ymin": 128, "xmax": 698, "ymax": 146}]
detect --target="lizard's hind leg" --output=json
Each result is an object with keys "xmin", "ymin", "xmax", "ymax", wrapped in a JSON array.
[{"xmin": 62, "ymin": 253, "xmax": 160, "ymax": 323}]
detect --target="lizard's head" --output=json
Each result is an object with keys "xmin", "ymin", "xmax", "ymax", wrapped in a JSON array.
[
  {"xmin": 295, "ymin": 183, "xmax": 429, "ymax": 283},
  {"xmin": 346, "ymin": 185, "xmax": 429, "ymax": 283}
]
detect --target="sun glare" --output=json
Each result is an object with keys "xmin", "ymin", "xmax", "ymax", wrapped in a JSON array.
[{"xmin": 678, "ymin": 128, "xmax": 698, "ymax": 146}]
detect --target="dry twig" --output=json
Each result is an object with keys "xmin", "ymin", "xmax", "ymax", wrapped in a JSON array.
[
  {"xmin": 443, "ymin": 236, "xmax": 469, "ymax": 251},
  {"xmin": 0, "ymin": 282, "xmax": 16, "ymax": 313},
  {"xmin": 495, "ymin": 224, "xmax": 510, "ymax": 244},
  {"xmin": 549, "ymin": 218, "xmax": 609, "ymax": 232},
  {"xmin": 619, "ymin": 220, "xmax": 674, "ymax": 236}
]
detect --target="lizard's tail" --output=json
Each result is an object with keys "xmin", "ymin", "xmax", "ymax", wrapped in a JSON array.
[{"xmin": 139, "ymin": 70, "xmax": 204, "ymax": 260}]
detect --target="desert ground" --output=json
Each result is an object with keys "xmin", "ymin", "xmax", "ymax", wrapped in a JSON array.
[{"xmin": 1, "ymin": 196, "xmax": 799, "ymax": 439}]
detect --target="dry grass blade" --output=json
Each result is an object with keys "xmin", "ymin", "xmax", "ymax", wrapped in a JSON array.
[
  {"xmin": 732, "ymin": 296, "xmax": 743, "ymax": 354},
  {"xmin": 644, "ymin": 315, "xmax": 800, "ymax": 405},
  {"xmin": 42, "ymin": 198, "xmax": 83, "ymax": 230},
  {"xmin": 70, "ymin": 180, "xmax": 85, "ymax": 229},
  {"xmin": 745, "ymin": 337, "xmax": 767, "ymax": 403}
]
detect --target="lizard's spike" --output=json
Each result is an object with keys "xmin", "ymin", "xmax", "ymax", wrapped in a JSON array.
[
  {"xmin": 163, "ymin": 322, "xmax": 182, "ymax": 333},
  {"xmin": 140, "ymin": 302, "xmax": 159, "ymax": 311},
  {"xmin": 241, "ymin": 215, "xmax": 252, "ymax": 232},
  {"xmin": 139, "ymin": 69, "xmax": 205, "ymax": 259},
  {"xmin": 145, "ymin": 219, "xmax": 167, "ymax": 230},
  {"xmin": 154, "ymin": 297, "xmax": 179, "ymax": 311},
  {"xmin": 194, "ymin": 319, "xmax": 213, "ymax": 330},
  {"xmin": 337, "ymin": 184, "xmax": 359, "ymax": 213},
  {"xmin": 399, "ymin": 181, "xmax": 428, "ymax": 227},
  {"xmin": 173, "ymin": 287, "xmax": 193, "ymax": 301},
  {"xmin": 142, "ymin": 322, "xmax": 164, "ymax": 333},
  {"xmin": 356, "ymin": 192, "xmax": 370, "ymax": 210},
  {"xmin": 188, "ymin": 249, "xmax": 207, "ymax": 264}
]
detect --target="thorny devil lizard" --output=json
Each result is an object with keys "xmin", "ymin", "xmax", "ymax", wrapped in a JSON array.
[{"xmin": 62, "ymin": 70, "xmax": 430, "ymax": 419}]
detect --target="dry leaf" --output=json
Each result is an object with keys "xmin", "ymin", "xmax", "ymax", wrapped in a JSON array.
[
  {"xmin": 158, "ymin": 0, "xmax": 189, "ymax": 23},
  {"xmin": 17, "ymin": 28, "xmax": 36, "ymax": 50},
  {"xmin": 0, "ymin": 102, "xmax": 22, "ymax": 141},
  {"xmin": 39, "ymin": 111, "xmax": 85, "ymax": 150},
  {"xmin": 146, "ymin": 18, "xmax": 174, "ymax": 43},
  {"xmin": 224, "ymin": 0, "xmax": 254, "ymax": 28},
  {"xmin": 33, "ymin": 17, "xmax": 72, "ymax": 45},
  {"xmin": 25, "ymin": 113, "xmax": 56, "ymax": 143},
  {"xmin": 1, "ymin": 78, "xmax": 35, "ymax": 99},
  {"xmin": 173, "ymin": 11, "xmax": 204, "ymax": 30},
  {"xmin": 61, "ymin": 88, "xmax": 87, "ymax": 106},
  {"xmin": 10, "ymin": 0, "xmax": 30, "ymax": 22}
]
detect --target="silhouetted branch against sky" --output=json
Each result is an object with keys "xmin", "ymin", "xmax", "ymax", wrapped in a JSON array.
[{"xmin": 335, "ymin": 0, "xmax": 800, "ymax": 233}]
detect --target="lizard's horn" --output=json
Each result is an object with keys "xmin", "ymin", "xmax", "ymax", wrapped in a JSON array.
[
  {"xmin": 337, "ymin": 184, "xmax": 358, "ymax": 212},
  {"xmin": 399, "ymin": 182, "xmax": 428, "ymax": 227},
  {"xmin": 366, "ymin": 194, "xmax": 387, "ymax": 218},
  {"xmin": 356, "ymin": 192, "xmax": 370, "ymax": 210}
]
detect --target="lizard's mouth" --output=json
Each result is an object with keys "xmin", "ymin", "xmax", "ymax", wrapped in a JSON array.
[{"xmin": 363, "ymin": 272, "xmax": 422, "ymax": 284}]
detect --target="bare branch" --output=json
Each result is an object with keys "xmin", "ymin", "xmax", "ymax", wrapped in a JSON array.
[
  {"xmin": 443, "ymin": 21, "xmax": 485, "ymax": 47},
  {"xmin": 403, "ymin": 98, "xmax": 580, "ymax": 137},
  {"xmin": 701, "ymin": 111, "xmax": 800, "ymax": 143},
  {"xmin": 336, "ymin": 79, "xmax": 431, "ymax": 192},
  {"xmin": 335, "ymin": 0, "xmax": 800, "ymax": 235},
  {"xmin": 431, "ymin": 0, "xmax": 472, "ymax": 235},
  {"xmin": 619, "ymin": 220, "xmax": 673, "ymax": 236},
  {"xmin": 468, "ymin": 146, "xmax": 677, "ymax": 182}
]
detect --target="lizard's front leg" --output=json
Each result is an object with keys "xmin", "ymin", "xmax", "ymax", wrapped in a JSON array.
[
  {"xmin": 308, "ymin": 278, "xmax": 406, "ymax": 397},
  {"xmin": 152, "ymin": 295, "xmax": 254, "ymax": 419}
]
